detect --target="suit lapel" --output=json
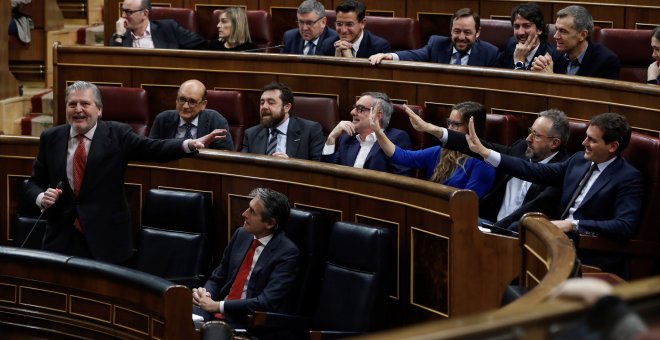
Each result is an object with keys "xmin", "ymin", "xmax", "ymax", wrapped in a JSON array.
[
  {"xmin": 196, "ymin": 110, "xmax": 209, "ymax": 137},
  {"xmin": 82, "ymin": 121, "xmax": 112, "ymax": 195},
  {"xmin": 286, "ymin": 117, "xmax": 301, "ymax": 157},
  {"xmin": 150, "ymin": 21, "xmax": 164, "ymax": 48},
  {"xmin": 166, "ymin": 113, "xmax": 180, "ymax": 138},
  {"xmin": 344, "ymin": 137, "xmax": 361, "ymax": 165},
  {"xmin": 54, "ymin": 127, "xmax": 73, "ymax": 192},
  {"xmin": 255, "ymin": 127, "xmax": 269, "ymax": 154},
  {"xmin": 579, "ymin": 158, "xmax": 619, "ymax": 207}
]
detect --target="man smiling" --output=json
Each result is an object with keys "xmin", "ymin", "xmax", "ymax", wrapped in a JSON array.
[
  {"xmin": 241, "ymin": 82, "xmax": 324, "ymax": 160},
  {"xmin": 369, "ymin": 8, "xmax": 498, "ymax": 66},
  {"xmin": 498, "ymin": 3, "xmax": 555, "ymax": 70},
  {"xmin": 531, "ymin": 5, "xmax": 620, "ymax": 79}
]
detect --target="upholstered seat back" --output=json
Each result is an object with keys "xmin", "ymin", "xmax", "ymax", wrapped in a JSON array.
[
  {"xmin": 567, "ymin": 120, "xmax": 588, "ymax": 155},
  {"xmin": 390, "ymin": 104, "xmax": 426, "ymax": 151},
  {"xmin": 290, "ymin": 96, "xmax": 339, "ymax": 136},
  {"xmin": 366, "ymin": 16, "xmax": 422, "ymax": 51},
  {"xmin": 312, "ymin": 221, "xmax": 390, "ymax": 332},
  {"xmin": 206, "ymin": 90, "xmax": 249, "ymax": 151},
  {"xmin": 479, "ymin": 19, "xmax": 513, "ymax": 51},
  {"xmin": 98, "ymin": 86, "xmax": 150, "ymax": 136},
  {"xmin": 597, "ymin": 28, "xmax": 653, "ymax": 83},
  {"xmin": 485, "ymin": 113, "xmax": 520, "ymax": 146},
  {"xmin": 211, "ymin": 10, "xmax": 273, "ymax": 49},
  {"xmin": 150, "ymin": 7, "xmax": 200, "ymax": 33}
]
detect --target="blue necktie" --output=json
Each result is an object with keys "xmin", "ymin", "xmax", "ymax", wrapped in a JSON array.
[
  {"xmin": 266, "ymin": 129, "xmax": 279, "ymax": 155},
  {"xmin": 183, "ymin": 123, "xmax": 194, "ymax": 139},
  {"xmin": 305, "ymin": 41, "xmax": 316, "ymax": 55},
  {"xmin": 453, "ymin": 51, "xmax": 466, "ymax": 65}
]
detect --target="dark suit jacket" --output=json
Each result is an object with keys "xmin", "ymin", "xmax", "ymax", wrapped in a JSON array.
[
  {"xmin": 444, "ymin": 129, "xmax": 568, "ymax": 227},
  {"xmin": 281, "ymin": 26, "xmax": 338, "ymax": 55},
  {"xmin": 321, "ymin": 128, "xmax": 412, "ymax": 176},
  {"xmin": 241, "ymin": 116, "xmax": 324, "ymax": 161},
  {"xmin": 551, "ymin": 41, "xmax": 621, "ymax": 80},
  {"xmin": 498, "ymin": 152, "xmax": 643, "ymax": 240},
  {"xmin": 110, "ymin": 19, "xmax": 208, "ymax": 50},
  {"xmin": 149, "ymin": 109, "xmax": 234, "ymax": 151},
  {"xmin": 203, "ymin": 228, "xmax": 299, "ymax": 324},
  {"xmin": 497, "ymin": 37, "xmax": 555, "ymax": 69},
  {"xmin": 319, "ymin": 29, "xmax": 391, "ymax": 58},
  {"xmin": 396, "ymin": 35, "xmax": 499, "ymax": 67},
  {"xmin": 25, "ymin": 121, "xmax": 190, "ymax": 263}
]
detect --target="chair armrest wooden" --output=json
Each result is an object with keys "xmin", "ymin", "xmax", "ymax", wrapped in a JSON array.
[{"xmin": 579, "ymin": 235, "xmax": 660, "ymax": 257}]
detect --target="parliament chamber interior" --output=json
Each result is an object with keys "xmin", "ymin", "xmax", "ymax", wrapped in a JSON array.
[{"xmin": 1, "ymin": 0, "xmax": 660, "ymax": 338}]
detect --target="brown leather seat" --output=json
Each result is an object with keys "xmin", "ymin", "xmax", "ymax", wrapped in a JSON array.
[
  {"xmin": 479, "ymin": 19, "xmax": 513, "ymax": 51},
  {"xmin": 364, "ymin": 16, "xmax": 422, "ymax": 51},
  {"xmin": 205, "ymin": 90, "xmax": 248, "ymax": 151},
  {"xmin": 150, "ymin": 7, "xmax": 200, "ymax": 33},
  {"xmin": 390, "ymin": 104, "xmax": 426, "ymax": 151},
  {"xmin": 290, "ymin": 96, "xmax": 339, "ymax": 136},
  {"xmin": 597, "ymin": 28, "xmax": 653, "ymax": 83},
  {"xmin": 485, "ymin": 113, "xmax": 520, "ymax": 146},
  {"xmin": 98, "ymin": 86, "xmax": 150, "ymax": 136},
  {"xmin": 211, "ymin": 10, "xmax": 273, "ymax": 49},
  {"xmin": 567, "ymin": 120, "xmax": 588, "ymax": 155}
]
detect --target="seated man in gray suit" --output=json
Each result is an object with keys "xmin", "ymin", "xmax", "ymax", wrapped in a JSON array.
[
  {"xmin": 241, "ymin": 82, "xmax": 324, "ymax": 161},
  {"xmin": 150, "ymin": 79, "xmax": 234, "ymax": 151}
]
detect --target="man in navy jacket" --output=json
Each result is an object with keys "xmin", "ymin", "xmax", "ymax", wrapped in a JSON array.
[
  {"xmin": 369, "ymin": 8, "xmax": 498, "ymax": 67},
  {"xmin": 281, "ymin": 0, "xmax": 338, "ymax": 55}
]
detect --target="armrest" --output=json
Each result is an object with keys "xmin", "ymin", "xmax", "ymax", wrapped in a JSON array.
[
  {"xmin": 166, "ymin": 274, "xmax": 205, "ymax": 288},
  {"xmin": 309, "ymin": 330, "xmax": 363, "ymax": 340},
  {"xmin": 579, "ymin": 236, "xmax": 660, "ymax": 257},
  {"xmin": 248, "ymin": 311, "xmax": 311, "ymax": 330}
]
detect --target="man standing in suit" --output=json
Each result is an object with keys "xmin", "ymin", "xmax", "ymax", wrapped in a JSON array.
[
  {"xmin": 192, "ymin": 188, "xmax": 299, "ymax": 326},
  {"xmin": 241, "ymin": 82, "xmax": 324, "ymax": 160},
  {"xmin": 321, "ymin": 92, "xmax": 412, "ymax": 176},
  {"xmin": 320, "ymin": 0, "xmax": 391, "ymax": 58},
  {"xmin": 368, "ymin": 8, "xmax": 499, "ymax": 67},
  {"xmin": 110, "ymin": 0, "xmax": 207, "ymax": 49},
  {"xmin": 466, "ymin": 112, "xmax": 643, "ymax": 276},
  {"xmin": 25, "ymin": 81, "xmax": 225, "ymax": 264},
  {"xmin": 498, "ymin": 2, "xmax": 555, "ymax": 70},
  {"xmin": 531, "ymin": 5, "xmax": 620, "ymax": 80},
  {"xmin": 281, "ymin": 0, "xmax": 338, "ymax": 55},
  {"xmin": 150, "ymin": 79, "xmax": 234, "ymax": 151}
]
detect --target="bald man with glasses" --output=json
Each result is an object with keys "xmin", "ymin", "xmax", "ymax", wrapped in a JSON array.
[
  {"xmin": 150, "ymin": 79, "xmax": 234, "ymax": 151},
  {"xmin": 111, "ymin": 0, "xmax": 207, "ymax": 49},
  {"xmin": 281, "ymin": 0, "xmax": 338, "ymax": 55}
]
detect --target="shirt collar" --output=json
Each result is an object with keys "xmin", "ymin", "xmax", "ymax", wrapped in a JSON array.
[
  {"xmin": 179, "ymin": 116, "xmax": 199, "ymax": 128},
  {"xmin": 352, "ymin": 30, "xmax": 365, "ymax": 55},
  {"xmin": 595, "ymin": 156, "xmax": 617, "ymax": 172},
  {"xmin": 132, "ymin": 21, "xmax": 151, "ymax": 40},
  {"xmin": 255, "ymin": 233, "xmax": 274, "ymax": 246},
  {"xmin": 272, "ymin": 116, "xmax": 290, "ymax": 135},
  {"xmin": 356, "ymin": 131, "xmax": 376, "ymax": 144},
  {"xmin": 70, "ymin": 122, "xmax": 98, "ymax": 140}
]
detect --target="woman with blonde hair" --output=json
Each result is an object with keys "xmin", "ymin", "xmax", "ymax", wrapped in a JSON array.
[
  {"xmin": 209, "ymin": 7, "xmax": 257, "ymax": 51},
  {"xmin": 369, "ymin": 101, "xmax": 495, "ymax": 198}
]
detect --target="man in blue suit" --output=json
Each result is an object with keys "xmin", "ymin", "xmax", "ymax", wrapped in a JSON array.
[
  {"xmin": 319, "ymin": 0, "xmax": 390, "ymax": 58},
  {"xmin": 466, "ymin": 112, "xmax": 643, "ymax": 277},
  {"xmin": 531, "ymin": 5, "xmax": 620, "ymax": 80},
  {"xmin": 281, "ymin": 0, "xmax": 338, "ymax": 55},
  {"xmin": 321, "ymin": 92, "xmax": 412, "ymax": 176},
  {"xmin": 111, "ymin": 0, "xmax": 207, "ymax": 49},
  {"xmin": 149, "ymin": 79, "xmax": 234, "ymax": 151},
  {"xmin": 498, "ymin": 2, "xmax": 555, "ymax": 70},
  {"xmin": 369, "ymin": 8, "xmax": 498, "ymax": 67},
  {"xmin": 192, "ymin": 188, "xmax": 299, "ymax": 326}
]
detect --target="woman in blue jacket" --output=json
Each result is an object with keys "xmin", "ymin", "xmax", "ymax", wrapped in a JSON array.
[{"xmin": 369, "ymin": 101, "xmax": 495, "ymax": 198}]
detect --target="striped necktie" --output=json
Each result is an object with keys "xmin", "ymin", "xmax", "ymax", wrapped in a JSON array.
[{"xmin": 266, "ymin": 129, "xmax": 279, "ymax": 155}]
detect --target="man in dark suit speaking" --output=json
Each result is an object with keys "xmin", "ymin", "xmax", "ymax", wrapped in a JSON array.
[
  {"xmin": 192, "ymin": 188, "xmax": 299, "ymax": 326},
  {"xmin": 25, "ymin": 81, "xmax": 226, "ymax": 264},
  {"xmin": 241, "ymin": 82, "xmax": 324, "ymax": 160},
  {"xmin": 466, "ymin": 112, "xmax": 643, "ymax": 276}
]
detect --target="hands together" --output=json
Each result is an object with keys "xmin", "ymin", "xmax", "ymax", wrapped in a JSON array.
[{"xmin": 531, "ymin": 52, "xmax": 554, "ymax": 73}]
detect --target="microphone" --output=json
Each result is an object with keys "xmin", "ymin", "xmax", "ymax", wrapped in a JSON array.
[
  {"xmin": 240, "ymin": 44, "xmax": 285, "ymax": 53},
  {"xmin": 21, "ymin": 181, "xmax": 63, "ymax": 248}
]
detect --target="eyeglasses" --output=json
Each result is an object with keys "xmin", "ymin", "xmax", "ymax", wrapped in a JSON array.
[
  {"xmin": 121, "ymin": 8, "xmax": 145, "ymax": 15},
  {"xmin": 352, "ymin": 104, "xmax": 372, "ymax": 113},
  {"xmin": 296, "ymin": 17, "xmax": 324, "ymax": 27},
  {"xmin": 528, "ymin": 127, "xmax": 558, "ymax": 141},
  {"xmin": 176, "ymin": 96, "xmax": 204, "ymax": 107},
  {"xmin": 446, "ymin": 119, "xmax": 465, "ymax": 128},
  {"xmin": 335, "ymin": 21, "xmax": 357, "ymax": 28}
]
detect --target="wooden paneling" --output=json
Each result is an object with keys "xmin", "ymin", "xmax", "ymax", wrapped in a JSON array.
[{"xmin": 1, "ymin": 1, "xmax": 19, "ymax": 99}]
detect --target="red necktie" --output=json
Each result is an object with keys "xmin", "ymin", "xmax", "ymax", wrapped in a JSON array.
[
  {"xmin": 73, "ymin": 134, "xmax": 86, "ymax": 232},
  {"xmin": 214, "ymin": 239, "xmax": 261, "ymax": 319}
]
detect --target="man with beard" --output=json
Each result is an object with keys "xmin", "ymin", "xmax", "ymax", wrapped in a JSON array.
[
  {"xmin": 150, "ymin": 79, "xmax": 234, "ymax": 151},
  {"xmin": 531, "ymin": 5, "xmax": 620, "ymax": 80},
  {"xmin": 281, "ymin": 0, "xmax": 338, "ymax": 55},
  {"xmin": 498, "ymin": 2, "xmax": 555, "ymax": 70},
  {"xmin": 241, "ymin": 82, "xmax": 324, "ymax": 160},
  {"xmin": 403, "ymin": 109, "xmax": 570, "ymax": 230},
  {"xmin": 110, "ymin": 0, "xmax": 207, "ymax": 49},
  {"xmin": 321, "ymin": 92, "xmax": 412, "ymax": 176},
  {"xmin": 368, "ymin": 8, "xmax": 499, "ymax": 66}
]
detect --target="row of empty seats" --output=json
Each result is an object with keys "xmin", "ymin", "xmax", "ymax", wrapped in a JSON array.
[{"xmin": 149, "ymin": 7, "xmax": 656, "ymax": 82}]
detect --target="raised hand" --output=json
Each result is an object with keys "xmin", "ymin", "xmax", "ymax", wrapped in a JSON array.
[{"xmin": 465, "ymin": 117, "xmax": 490, "ymax": 159}]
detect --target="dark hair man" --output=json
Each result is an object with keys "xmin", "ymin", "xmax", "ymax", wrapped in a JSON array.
[
  {"xmin": 281, "ymin": 0, "xmax": 338, "ymax": 55},
  {"xmin": 498, "ymin": 2, "xmax": 555, "ymax": 70}
]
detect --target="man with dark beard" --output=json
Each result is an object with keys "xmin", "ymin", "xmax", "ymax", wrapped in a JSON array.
[{"xmin": 241, "ymin": 82, "xmax": 324, "ymax": 160}]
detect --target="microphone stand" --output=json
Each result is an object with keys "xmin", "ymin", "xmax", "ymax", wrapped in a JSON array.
[{"xmin": 20, "ymin": 181, "xmax": 62, "ymax": 248}]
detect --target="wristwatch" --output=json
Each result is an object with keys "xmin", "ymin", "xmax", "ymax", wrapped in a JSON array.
[
  {"xmin": 514, "ymin": 61, "xmax": 525, "ymax": 70},
  {"xmin": 112, "ymin": 33, "xmax": 124, "ymax": 41},
  {"xmin": 571, "ymin": 220, "xmax": 580, "ymax": 233}
]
